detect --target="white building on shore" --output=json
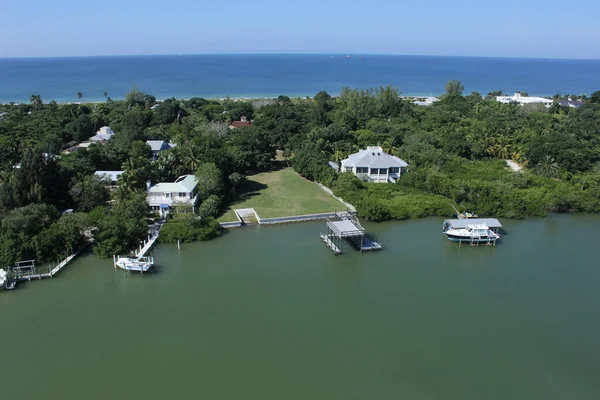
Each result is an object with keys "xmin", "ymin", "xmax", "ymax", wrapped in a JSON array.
[
  {"xmin": 340, "ymin": 146, "xmax": 408, "ymax": 183},
  {"xmin": 147, "ymin": 175, "xmax": 199, "ymax": 217},
  {"xmin": 496, "ymin": 93, "xmax": 553, "ymax": 107}
]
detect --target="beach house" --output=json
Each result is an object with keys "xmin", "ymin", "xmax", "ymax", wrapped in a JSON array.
[
  {"xmin": 340, "ymin": 146, "xmax": 408, "ymax": 183},
  {"xmin": 147, "ymin": 175, "xmax": 199, "ymax": 217},
  {"xmin": 496, "ymin": 93, "xmax": 553, "ymax": 107}
]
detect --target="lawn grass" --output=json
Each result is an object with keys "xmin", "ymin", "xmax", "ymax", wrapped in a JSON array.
[{"xmin": 218, "ymin": 168, "xmax": 347, "ymax": 220}]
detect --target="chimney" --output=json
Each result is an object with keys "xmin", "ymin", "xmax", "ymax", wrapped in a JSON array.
[{"xmin": 240, "ymin": 116, "xmax": 247, "ymax": 122}]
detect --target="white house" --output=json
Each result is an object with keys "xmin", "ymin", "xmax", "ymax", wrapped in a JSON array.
[
  {"xmin": 496, "ymin": 93, "xmax": 553, "ymax": 107},
  {"xmin": 147, "ymin": 175, "xmax": 199, "ymax": 216},
  {"xmin": 340, "ymin": 146, "xmax": 408, "ymax": 183},
  {"xmin": 89, "ymin": 126, "xmax": 115, "ymax": 142}
]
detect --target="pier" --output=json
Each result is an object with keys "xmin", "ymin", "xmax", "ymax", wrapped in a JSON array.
[
  {"xmin": 320, "ymin": 213, "xmax": 382, "ymax": 254},
  {"xmin": 113, "ymin": 221, "xmax": 162, "ymax": 273}
]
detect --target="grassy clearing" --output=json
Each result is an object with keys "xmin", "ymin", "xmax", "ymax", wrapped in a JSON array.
[{"xmin": 218, "ymin": 168, "xmax": 346, "ymax": 220}]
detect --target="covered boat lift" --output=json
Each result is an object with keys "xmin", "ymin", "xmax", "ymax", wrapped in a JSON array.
[{"xmin": 320, "ymin": 213, "xmax": 382, "ymax": 254}]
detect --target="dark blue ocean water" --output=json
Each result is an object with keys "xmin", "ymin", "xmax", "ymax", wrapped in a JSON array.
[{"xmin": 1, "ymin": 54, "xmax": 599, "ymax": 103}]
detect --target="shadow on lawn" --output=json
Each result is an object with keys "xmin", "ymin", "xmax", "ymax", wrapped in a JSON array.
[{"xmin": 229, "ymin": 180, "xmax": 268, "ymax": 206}]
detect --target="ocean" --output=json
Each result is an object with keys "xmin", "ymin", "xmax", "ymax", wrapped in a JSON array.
[{"xmin": 0, "ymin": 54, "xmax": 599, "ymax": 103}]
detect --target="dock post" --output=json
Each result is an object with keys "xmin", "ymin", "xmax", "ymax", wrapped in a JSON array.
[
  {"xmin": 113, "ymin": 255, "xmax": 117, "ymax": 268},
  {"xmin": 177, "ymin": 240, "xmax": 180, "ymax": 250}
]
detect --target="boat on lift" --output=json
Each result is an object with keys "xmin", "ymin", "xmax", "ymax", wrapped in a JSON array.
[
  {"xmin": 113, "ymin": 256, "xmax": 154, "ymax": 273},
  {"xmin": 443, "ymin": 223, "xmax": 500, "ymax": 244}
]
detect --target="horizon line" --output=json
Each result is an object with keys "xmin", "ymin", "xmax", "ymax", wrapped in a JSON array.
[{"xmin": 1, "ymin": 52, "xmax": 600, "ymax": 62}]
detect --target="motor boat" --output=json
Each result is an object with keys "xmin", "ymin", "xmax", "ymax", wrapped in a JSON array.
[
  {"xmin": 114, "ymin": 256, "xmax": 154, "ymax": 273},
  {"xmin": 443, "ymin": 223, "xmax": 500, "ymax": 243}
]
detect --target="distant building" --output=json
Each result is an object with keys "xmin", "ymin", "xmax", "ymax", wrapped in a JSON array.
[
  {"xmin": 89, "ymin": 126, "xmax": 115, "ymax": 143},
  {"xmin": 412, "ymin": 97, "xmax": 440, "ymax": 106},
  {"xmin": 95, "ymin": 170, "xmax": 124, "ymax": 186},
  {"xmin": 146, "ymin": 140, "xmax": 172, "ymax": 158},
  {"xmin": 496, "ymin": 93, "xmax": 553, "ymax": 107},
  {"xmin": 0, "ymin": 112, "xmax": 7, "ymax": 120},
  {"xmin": 340, "ymin": 146, "xmax": 408, "ymax": 183},
  {"xmin": 147, "ymin": 175, "xmax": 199, "ymax": 217},
  {"xmin": 558, "ymin": 99, "xmax": 585, "ymax": 109},
  {"xmin": 229, "ymin": 116, "xmax": 253, "ymax": 129}
]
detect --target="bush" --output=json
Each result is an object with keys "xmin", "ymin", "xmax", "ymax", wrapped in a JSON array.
[{"xmin": 159, "ymin": 218, "xmax": 220, "ymax": 243}]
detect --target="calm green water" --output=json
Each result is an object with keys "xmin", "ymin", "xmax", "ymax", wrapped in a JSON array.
[{"xmin": 1, "ymin": 215, "xmax": 600, "ymax": 399}]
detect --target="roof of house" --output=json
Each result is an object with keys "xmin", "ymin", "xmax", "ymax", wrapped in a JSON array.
[
  {"xmin": 496, "ymin": 93, "xmax": 553, "ymax": 105},
  {"xmin": 146, "ymin": 140, "xmax": 171, "ymax": 152},
  {"xmin": 89, "ymin": 126, "xmax": 115, "ymax": 141},
  {"xmin": 148, "ymin": 175, "xmax": 198, "ymax": 193},
  {"xmin": 341, "ymin": 146, "xmax": 408, "ymax": 168},
  {"xmin": 230, "ymin": 120, "xmax": 253, "ymax": 128},
  {"xmin": 95, "ymin": 170, "xmax": 124, "ymax": 182},
  {"xmin": 558, "ymin": 100, "xmax": 585, "ymax": 108}
]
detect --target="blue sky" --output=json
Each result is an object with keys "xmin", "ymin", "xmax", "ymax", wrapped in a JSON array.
[{"xmin": 1, "ymin": 0, "xmax": 599, "ymax": 59}]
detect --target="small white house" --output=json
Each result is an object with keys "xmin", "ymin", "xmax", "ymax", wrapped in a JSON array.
[
  {"xmin": 89, "ymin": 126, "xmax": 115, "ymax": 142},
  {"xmin": 496, "ymin": 93, "xmax": 553, "ymax": 107},
  {"xmin": 340, "ymin": 146, "xmax": 408, "ymax": 183},
  {"xmin": 147, "ymin": 175, "xmax": 199, "ymax": 216}
]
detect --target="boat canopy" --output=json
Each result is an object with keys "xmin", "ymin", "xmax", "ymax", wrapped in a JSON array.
[{"xmin": 443, "ymin": 218, "xmax": 502, "ymax": 229}]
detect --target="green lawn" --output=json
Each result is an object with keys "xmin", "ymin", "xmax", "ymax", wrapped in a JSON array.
[{"xmin": 218, "ymin": 168, "xmax": 347, "ymax": 220}]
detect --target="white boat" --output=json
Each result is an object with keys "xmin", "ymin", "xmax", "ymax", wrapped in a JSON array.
[
  {"xmin": 443, "ymin": 223, "xmax": 500, "ymax": 243},
  {"xmin": 114, "ymin": 256, "xmax": 154, "ymax": 273},
  {"xmin": 0, "ymin": 269, "xmax": 6, "ymax": 287}
]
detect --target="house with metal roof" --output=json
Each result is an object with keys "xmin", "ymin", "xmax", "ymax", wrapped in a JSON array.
[
  {"xmin": 147, "ymin": 175, "xmax": 199, "ymax": 216},
  {"xmin": 340, "ymin": 146, "xmax": 408, "ymax": 183},
  {"xmin": 89, "ymin": 126, "xmax": 115, "ymax": 142},
  {"xmin": 146, "ymin": 140, "xmax": 172, "ymax": 158},
  {"xmin": 496, "ymin": 93, "xmax": 553, "ymax": 107}
]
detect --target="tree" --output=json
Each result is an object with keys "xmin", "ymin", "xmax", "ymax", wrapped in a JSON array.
[
  {"xmin": 195, "ymin": 162, "xmax": 223, "ymax": 201},
  {"xmin": 69, "ymin": 175, "xmax": 110, "ymax": 212},
  {"xmin": 198, "ymin": 194, "xmax": 221, "ymax": 219},
  {"xmin": 125, "ymin": 86, "xmax": 156, "ymax": 109},
  {"xmin": 535, "ymin": 155, "xmax": 560, "ymax": 178},
  {"xmin": 77, "ymin": 92, "xmax": 83, "ymax": 101},
  {"xmin": 29, "ymin": 94, "xmax": 43, "ymax": 110},
  {"xmin": 103, "ymin": 91, "xmax": 108, "ymax": 99},
  {"xmin": 228, "ymin": 172, "xmax": 245, "ymax": 196},
  {"xmin": 591, "ymin": 90, "xmax": 600, "ymax": 104},
  {"xmin": 445, "ymin": 80, "xmax": 464, "ymax": 96}
]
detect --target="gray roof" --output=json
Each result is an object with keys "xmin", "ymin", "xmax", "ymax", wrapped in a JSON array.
[
  {"xmin": 328, "ymin": 161, "xmax": 339, "ymax": 170},
  {"xmin": 341, "ymin": 146, "xmax": 408, "ymax": 169},
  {"xmin": 148, "ymin": 175, "xmax": 197, "ymax": 193},
  {"xmin": 95, "ymin": 170, "xmax": 123, "ymax": 182},
  {"xmin": 146, "ymin": 140, "xmax": 170, "ymax": 152},
  {"xmin": 444, "ymin": 218, "xmax": 502, "ymax": 229}
]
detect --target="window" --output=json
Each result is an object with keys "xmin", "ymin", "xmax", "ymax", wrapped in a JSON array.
[
  {"xmin": 379, "ymin": 168, "xmax": 388, "ymax": 175},
  {"xmin": 178, "ymin": 192, "xmax": 187, "ymax": 197},
  {"xmin": 370, "ymin": 168, "xmax": 378, "ymax": 175},
  {"xmin": 165, "ymin": 193, "xmax": 172, "ymax": 198},
  {"xmin": 345, "ymin": 167, "xmax": 353, "ymax": 172},
  {"xmin": 356, "ymin": 167, "xmax": 368, "ymax": 174},
  {"xmin": 389, "ymin": 167, "xmax": 400, "ymax": 174}
]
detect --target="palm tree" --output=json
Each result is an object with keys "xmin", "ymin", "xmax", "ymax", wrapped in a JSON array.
[
  {"xmin": 90, "ymin": 104, "xmax": 102, "ymax": 132},
  {"xmin": 29, "ymin": 94, "xmax": 43, "ymax": 110},
  {"xmin": 536, "ymin": 155, "xmax": 560, "ymax": 178},
  {"xmin": 382, "ymin": 137, "xmax": 399, "ymax": 155},
  {"xmin": 103, "ymin": 91, "xmax": 108, "ymax": 99},
  {"xmin": 180, "ymin": 145, "xmax": 201, "ymax": 172},
  {"xmin": 76, "ymin": 92, "xmax": 83, "ymax": 101}
]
